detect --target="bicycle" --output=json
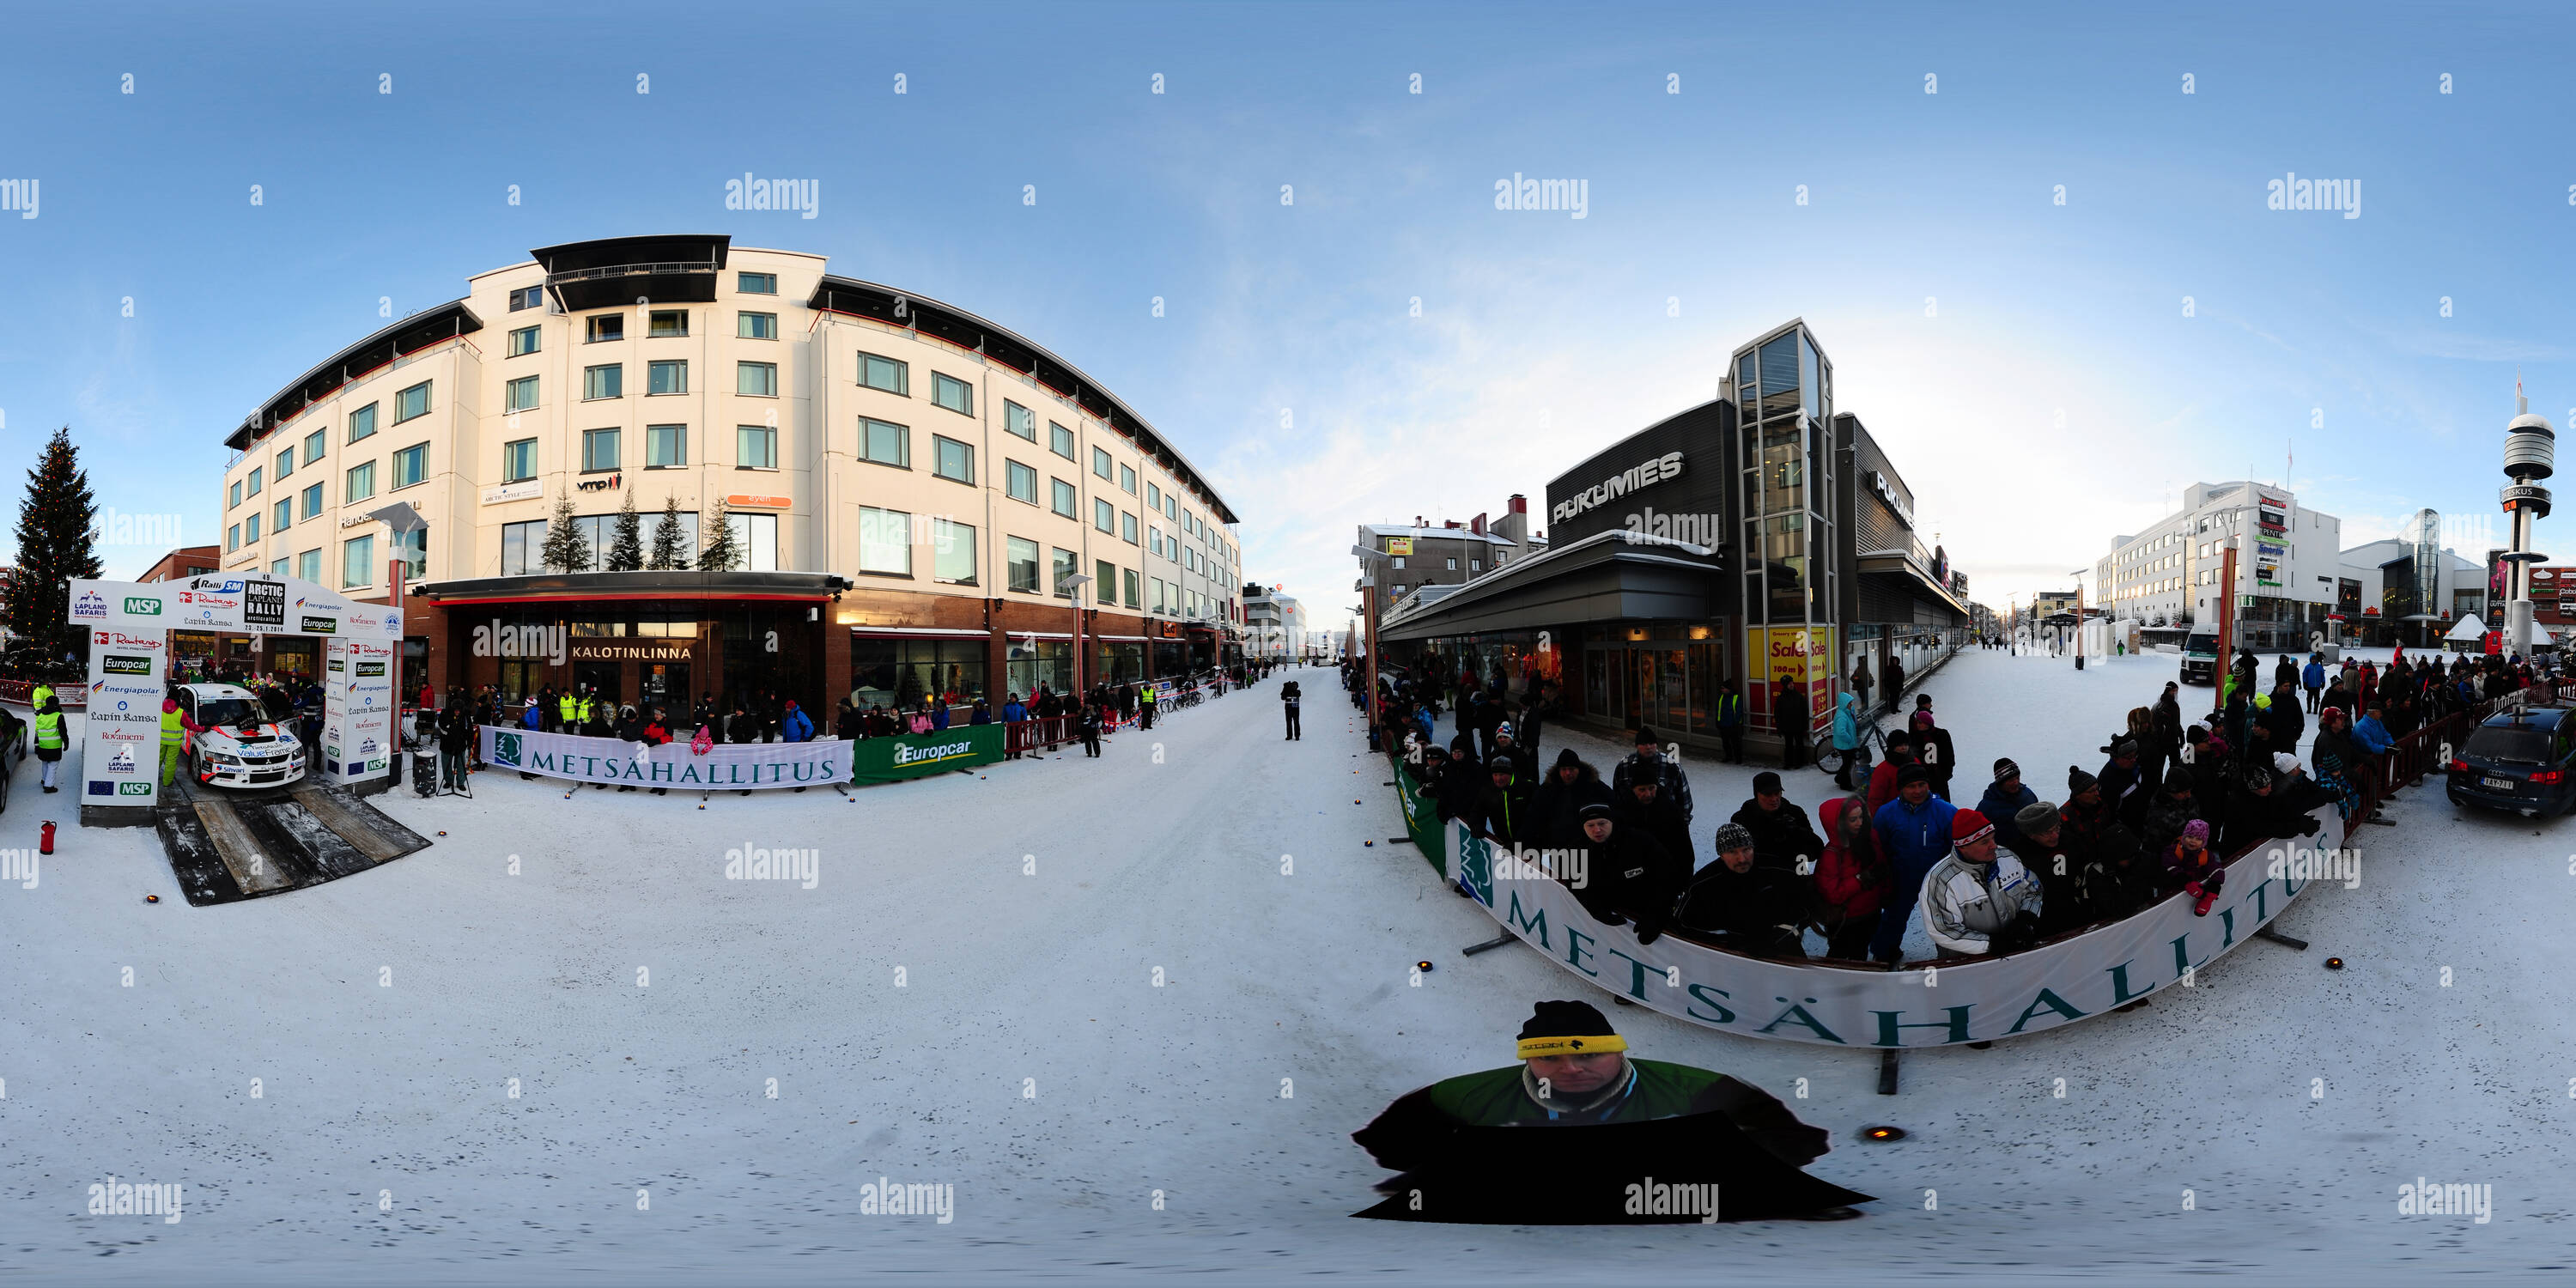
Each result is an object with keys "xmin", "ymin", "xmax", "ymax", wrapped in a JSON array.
[{"xmin": 1812, "ymin": 713, "xmax": 1891, "ymax": 778}]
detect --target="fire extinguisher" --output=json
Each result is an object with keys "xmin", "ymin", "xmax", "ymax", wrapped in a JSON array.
[{"xmin": 40, "ymin": 820, "xmax": 56, "ymax": 854}]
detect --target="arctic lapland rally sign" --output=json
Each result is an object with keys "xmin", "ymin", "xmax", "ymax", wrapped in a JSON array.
[
  {"xmin": 478, "ymin": 726, "xmax": 847, "ymax": 790},
  {"xmin": 1449, "ymin": 808, "xmax": 2336, "ymax": 1048}
]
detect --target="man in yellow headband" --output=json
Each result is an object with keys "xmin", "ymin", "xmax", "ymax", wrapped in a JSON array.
[{"xmin": 1352, "ymin": 999, "xmax": 1830, "ymax": 1171}]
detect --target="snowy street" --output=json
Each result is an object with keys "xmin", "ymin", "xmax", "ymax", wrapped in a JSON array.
[{"xmin": 4, "ymin": 652, "xmax": 2571, "ymax": 1284}]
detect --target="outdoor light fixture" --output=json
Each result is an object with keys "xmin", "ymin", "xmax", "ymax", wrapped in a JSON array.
[
  {"xmin": 1862, "ymin": 1126, "xmax": 1906, "ymax": 1141},
  {"xmin": 2325, "ymin": 957, "xmax": 2345, "ymax": 970}
]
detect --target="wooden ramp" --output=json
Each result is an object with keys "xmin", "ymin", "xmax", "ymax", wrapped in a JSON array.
[{"xmin": 155, "ymin": 779, "xmax": 433, "ymax": 906}]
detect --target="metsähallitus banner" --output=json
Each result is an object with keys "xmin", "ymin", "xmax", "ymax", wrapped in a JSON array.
[
  {"xmin": 478, "ymin": 726, "xmax": 846, "ymax": 790},
  {"xmin": 1449, "ymin": 806, "xmax": 2337, "ymax": 1048},
  {"xmin": 851, "ymin": 724, "xmax": 1004, "ymax": 784}
]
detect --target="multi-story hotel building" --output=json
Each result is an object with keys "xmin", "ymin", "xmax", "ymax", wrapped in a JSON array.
[
  {"xmin": 2093, "ymin": 481, "xmax": 2339, "ymax": 652},
  {"xmin": 217, "ymin": 235, "xmax": 1242, "ymax": 714}
]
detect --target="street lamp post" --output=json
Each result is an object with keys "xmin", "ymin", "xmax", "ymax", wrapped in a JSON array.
[
  {"xmin": 2072, "ymin": 571, "xmax": 2087, "ymax": 671},
  {"xmin": 1063, "ymin": 573, "xmax": 1095, "ymax": 705}
]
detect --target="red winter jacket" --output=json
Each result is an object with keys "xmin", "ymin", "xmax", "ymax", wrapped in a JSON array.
[{"xmin": 1813, "ymin": 797, "xmax": 1886, "ymax": 921}]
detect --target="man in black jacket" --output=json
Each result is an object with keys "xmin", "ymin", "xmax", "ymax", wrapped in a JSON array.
[
  {"xmin": 1473, "ymin": 756, "xmax": 1536, "ymax": 848},
  {"xmin": 1674, "ymin": 823, "xmax": 1807, "ymax": 958},
  {"xmin": 1728, "ymin": 771, "xmax": 1825, "ymax": 875},
  {"xmin": 1612, "ymin": 727, "xmax": 1695, "ymax": 828},
  {"xmin": 1531, "ymin": 749, "xmax": 1613, "ymax": 847},
  {"xmin": 1564, "ymin": 804, "xmax": 1688, "ymax": 945},
  {"xmin": 1613, "ymin": 777, "xmax": 1695, "ymax": 875}
]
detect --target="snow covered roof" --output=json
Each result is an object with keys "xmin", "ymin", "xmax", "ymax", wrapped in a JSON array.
[
  {"xmin": 2447, "ymin": 613, "xmax": 2489, "ymax": 640},
  {"xmin": 1361, "ymin": 524, "xmax": 1520, "ymax": 548}
]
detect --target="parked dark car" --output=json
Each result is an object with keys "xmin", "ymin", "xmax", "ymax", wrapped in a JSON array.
[{"xmin": 2447, "ymin": 706, "xmax": 2576, "ymax": 817}]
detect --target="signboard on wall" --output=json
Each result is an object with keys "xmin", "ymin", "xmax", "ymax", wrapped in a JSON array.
[
  {"xmin": 1385, "ymin": 538, "xmax": 1414, "ymax": 556},
  {"xmin": 1755, "ymin": 624, "xmax": 1836, "ymax": 734}
]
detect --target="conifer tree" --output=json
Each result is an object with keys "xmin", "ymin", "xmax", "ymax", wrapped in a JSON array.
[
  {"xmin": 699, "ymin": 496, "xmax": 738, "ymax": 572},
  {"xmin": 541, "ymin": 488, "xmax": 592, "ymax": 573},
  {"xmin": 3, "ymin": 427, "xmax": 104, "ymax": 664},
  {"xmin": 647, "ymin": 494, "xmax": 691, "ymax": 571},
  {"xmin": 606, "ymin": 490, "xmax": 644, "ymax": 571}
]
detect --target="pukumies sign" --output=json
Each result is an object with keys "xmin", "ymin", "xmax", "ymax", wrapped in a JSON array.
[
  {"xmin": 1450, "ymin": 809, "xmax": 2336, "ymax": 1048},
  {"xmin": 850, "ymin": 724, "xmax": 1004, "ymax": 784},
  {"xmin": 479, "ymin": 726, "xmax": 849, "ymax": 789}
]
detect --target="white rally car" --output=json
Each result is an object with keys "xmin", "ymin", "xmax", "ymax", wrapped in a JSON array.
[{"xmin": 175, "ymin": 683, "xmax": 307, "ymax": 790}]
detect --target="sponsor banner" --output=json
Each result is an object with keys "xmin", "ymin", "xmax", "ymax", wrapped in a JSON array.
[
  {"xmin": 324, "ymin": 637, "xmax": 396, "ymax": 786},
  {"xmin": 482, "ymin": 479, "xmax": 543, "ymax": 506},
  {"xmin": 243, "ymin": 578, "xmax": 287, "ymax": 629},
  {"xmin": 66, "ymin": 575, "xmax": 397, "ymax": 639},
  {"xmin": 725, "ymin": 493, "xmax": 793, "ymax": 509},
  {"xmin": 1452, "ymin": 807, "xmax": 2335, "ymax": 1047},
  {"xmin": 480, "ymin": 726, "xmax": 852, "ymax": 789},
  {"xmin": 76, "ymin": 606, "xmax": 167, "ymax": 807},
  {"xmin": 1756, "ymin": 625, "xmax": 1832, "ymax": 734},
  {"xmin": 852, "ymin": 725, "xmax": 1003, "ymax": 784}
]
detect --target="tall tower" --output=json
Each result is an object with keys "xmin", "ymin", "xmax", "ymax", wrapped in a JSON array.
[{"xmin": 2501, "ymin": 382, "xmax": 2555, "ymax": 656}]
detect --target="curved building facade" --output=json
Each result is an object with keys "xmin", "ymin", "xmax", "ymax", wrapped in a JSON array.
[{"xmin": 217, "ymin": 235, "xmax": 1242, "ymax": 714}]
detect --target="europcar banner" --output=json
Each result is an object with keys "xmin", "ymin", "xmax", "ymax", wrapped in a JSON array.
[
  {"xmin": 479, "ymin": 726, "xmax": 849, "ymax": 790},
  {"xmin": 851, "ymin": 724, "xmax": 1003, "ymax": 784},
  {"xmin": 1451, "ymin": 807, "xmax": 2337, "ymax": 1048}
]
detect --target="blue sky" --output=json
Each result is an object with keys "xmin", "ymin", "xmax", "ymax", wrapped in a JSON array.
[{"xmin": 3, "ymin": 1, "xmax": 2572, "ymax": 618}]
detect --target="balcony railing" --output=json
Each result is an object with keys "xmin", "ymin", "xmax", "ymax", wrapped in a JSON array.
[{"xmin": 544, "ymin": 260, "xmax": 720, "ymax": 286}]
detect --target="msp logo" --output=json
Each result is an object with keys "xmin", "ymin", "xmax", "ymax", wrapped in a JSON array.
[
  {"xmin": 119, "ymin": 781, "xmax": 153, "ymax": 796},
  {"xmin": 122, "ymin": 597, "xmax": 161, "ymax": 616},
  {"xmin": 73, "ymin": 590, "xmax": 108, "ymax": 620},
  {"xmin": 491, "ymin": 732, "xmax": 523, "ymax": 766}
]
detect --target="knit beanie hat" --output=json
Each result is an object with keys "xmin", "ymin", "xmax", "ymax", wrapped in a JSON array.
[
  {"xmin": 1516, "ymin": 1000, "xmax": 1627, "ymax": 1060},
  {"xmin": 2181, "ymin": 818, "xmax": 2210, "ymax": 843},
  {"xmin": 1952, "ymin": 809, "xmax": 1995, "ymax": 847},
  {"xmin": 2164, "ymin": 767, "xmax": 2193, "ymax": 793},
  {"xmin": 1993, "ymin": 757, "xmax": 2020, "ymax": 781},
  {"xmin": 1712, "ymin": 822, "xmax": 1754, "ymax": 854},
  {"xmin": 2274, "ymin": 752, "xmax": 2302, "ymax": 775},
  {"xmin": 2068, "ymin": 764, "xmax": 2099, "ymax": 793},
  {"xmin": 1577, "ymin": 801, "xmax": 1613, "ymax": 822},
  {"xmin": 2014, "ymin": 800, "xmax": 2060, "ymax": 835},
  {"xmin": 1898, "ymin": 762, "xmax": 1931, "ymax": 787},
  {"xmin": 1552, "ymin": 747, "xmax": 1584, "ymax": 769}
]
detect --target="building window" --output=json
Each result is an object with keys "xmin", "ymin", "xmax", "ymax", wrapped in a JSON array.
[
  {"xmin": 932, "ymin": 434, "xmax": 973, "ymax": 483},
  {"xmin": 1123, "ymin": 567, "xmax": 1140, "ymax": 608},
  {"xmin": 227, "ymin": 522, "xmax": 240, "ymax": 551},
  {"xmin": 931, "ymin": 372, "xmax": 973, "ymax": 416},
  {"xmin": 507, "ymin": 325, "xmax": 541, "ymax": 357},
  {"xmin": 1092, "ymin": 447, "xmax": 1114, "ymax": 481},
  {"xmin": 270, "ymin": 556, "xmax": 289, "ymax": 577},
  {"xmin": 273, "ymin": 498, "xmax": 291, "ymax": 532},
  {"xmin": 859, "ymin": 351, "xmax": 908, "ymax": 395},
  {"xmin": 245, "ymin": 513, "xmax": 260, "ymax": 543},
  {"xmin": 1051, "ymin": 478, "xmax": 1078, "ymax": 519},
  {"xmin": 738, "ymin": 270, "xmax": 777, "ymax": 295},
  {"xmin": 500, "ymin": 519, "xmax": 544, "ymax": 575},
  {"xmin": 295, "ymin": 548, "xmax": 319, "ymax": 582},
  {"xmin": 1049, "ymin": 422, "xmax": 1074, "ymax": 459},
  {"xmin": 343, "ymin": 533, "xmax": 374, "ymax": 588},
  {"xmin": 345, "ymin": 460, "xmax": 376, "ymax": 504},
  {"xmin": 727, "ymin": 512, "xmax": 780, "ymax": 571},
  {"xmin": 649, "ymin": 309, "xmax": 688, "ymax": 337},
  {"xmin": 398, "ymin": 526, "xmax": 428, "ymax": 579},
  {"xmin": 1470, "ymin": 559, "xmax": 1481, "ymax": 572},
  {"xmin": 1390, "ymin": 556, "xmax": 1406, "ymax": 568},
  {"xmin": 301, "ymin": 482, "xmax": 324, "ymax": 520},
  {"xmin": 1096, "ymin": 559, "xmax": 1117, "ymax": 601},
  {"xmin": 1147, "ymin": 482, "xmax": 1162, "ymax": 510},
  {"xmin": 508, "ymin": 285, "xmax": 544, "ymax": 311},
  {"xmin": 933, "ymin": 519, "xmax": 976, "ymax": 585},
  {"xmin": 1006, "ymin": 459, "xmax": 1038, "ymax": 503},
  {"xmin": 859, "ymin": 507, "xmax": 912, "ymax": 575},
  {"xmin": 392, "ymin": 442, "xmax": 427, "ymax": 489},
  {"xmin": 735, "ymin": 423, "xmax": 780, "ymax": 470},
  {"xmin": 648, "ymin": 360, "xmax": 688, "ymax": 395},
  {"xmin": 246, "ymin": 466, "xmax": 263, "ymax": 497},
  {"xmin": 1095, "ymin": 498, "xmax": 1115, "ymax": 534},
  {"xmin": 582, "ymin": 428, "xmax": 620, "ymax": 472},
  {"xmin": 1151, "ymin": 576, "xmax": 1165, "ymax": 613},
  {"xmin": 1121, "ymin": 463, "xmax": 1136, "ymax": 495},
  {"xmin": 304, "ymin": 427, "xmax": 326, "ymax": 465},
  {"xmin": 1005, "ymin": 400, "xmax": 1036, "ymax": 440},
  {"xmin": 228, "ymin": 480, "xmax": 242, "ymax": 509},
  {"xmin": 1445, "ymin": 557, "xmax": 1457, "ymax": 570},
  {"xmin": 502, "ymin": 438, "xmax": 537, "ymax": 482},
  {"xmin": 1051, "ymin": 547, "xmax": 1078, "ymax": 598},
  {"xmin": 1007, "ymin": 536, "xmax": 1041, "ymax": 592},
  {"xmin": 737, "ymin": 361, "xmax": 778, "ymax": 397},
  {"xmin": 584, "ymin": 364, "xmax": 623, "ymax": 399},
  {"xmin": 394, "ymin": 381, "xmax": 431, "ymax": 423},
  {"xmin": 646, "ymin": 423, "xmax": 686, "ymax": 467},
  {"xmin": 349, "ymin": 403, "xmax": 378, "ymax": 442},
  {"xmin": 276, "ymin": 448, "xmax": 294, "ymax": 481},
  {"xmin": 862, "ymin": 417, "xmax": 908, "ymax": 468},
  {"xmin": 506, "ymin": 375, "xmax": 540, "ymax": 412},
  {"xmin": 586, "ymin": 313, "xmax": 624, "ymax": 343},
  {"xmin": 1121, "ymin": 511, "xmax": 1138, "ymax": 544},
  {"xmin": 738, "ymin": 311, "xmax": 776, "ymax": 340}
]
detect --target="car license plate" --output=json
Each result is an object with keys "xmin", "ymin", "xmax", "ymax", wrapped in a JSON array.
[
  {"xmin": 2482, "ymin": 775, "xmax": 2516, "ymax": 791},
  {"xmin": 250, "ymin": 772, "xmax": 284, "ymax": 783}
]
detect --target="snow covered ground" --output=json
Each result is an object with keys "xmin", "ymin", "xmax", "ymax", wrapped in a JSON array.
[{"xmin": 5, "ymin": 653, "xmax": 2573, "ymax": 1285}]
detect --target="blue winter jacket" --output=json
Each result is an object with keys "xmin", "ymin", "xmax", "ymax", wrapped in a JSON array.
[
  {"xmin": 1831, "ymin": 691, "xmax": 1862, "ymax": 751},
  {"xmin": 2352, "ymin": 714, "xmax": 2393, "ymax": 754},
  {"xmin": 781, "ymin": 708, "xmax": 814, "ymax": 742},
  {"xmin": 2303, "ymin": 661, "xmax": 2326, "ymax": 690},
  {"xmin": 1975, "ymin": 779, "xmax": 2040, "ymax": 852},
  {"xmin": 1872, "ymin": 793, "xmax": 1960, "ymax": 895},
  {"xmin": 521, "ymin": 703, "xmax": 543, "ymax": 731},
  {"xmin": 1003, "ymin": 702, "xmax": 1029, "ymax": 722}
]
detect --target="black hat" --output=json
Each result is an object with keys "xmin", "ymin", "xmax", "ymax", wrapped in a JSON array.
[
  {"xmin": 1576, "ymin": 802, "xmax": 1613, "ymax": 822},
  {"xmin": 1993, "ymin": 757, "xmax": 2020, "ymax": 781},
  {"xmin": 1633, "ymin": 726, "xmax": 1659, "ymax": 745},
  {"xmin": 1897, "ymin": 763, "xmax": 1931, "ymax": 787},
  {"xmin": 1552, "ymin": 747, "xmax": 1584, "ymax": 769},
  {"xmin": 2069, "ymin": 764, "xmax": 2099, "ymax": 793},
  {"xmin": 1487, "ymin": 755, "xmax": 1516, "ymax": 772},
  {"xmin": 2164, "ymin": 767, "xmax": 2193, "ymax": 793},
  {"xmin": 1516, "ymin": 1000, "xmax": 1625, "ymax": 1059},
  {"xmin": 1752, "ymin": 771, "xmax": 1783, "ymax": 794},
  {"xmin": 2113, "ymin": 739, "xmax": 2139, "ymax": 759}
]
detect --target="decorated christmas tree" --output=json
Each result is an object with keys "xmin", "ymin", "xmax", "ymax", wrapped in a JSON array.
[{"xmin": 3, "ymin": 427, "xmax": 104, "ymax": 671}]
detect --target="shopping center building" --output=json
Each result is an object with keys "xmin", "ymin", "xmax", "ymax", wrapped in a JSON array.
[
  {"xmin": 216, "ymin": 235, "xmax": 1243, "ymax": 714},
  {"xmin": 1376, "ymin": 319, "xmax": 1966, "ymax": 757}
]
